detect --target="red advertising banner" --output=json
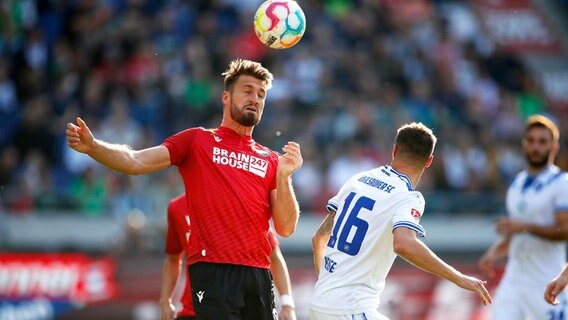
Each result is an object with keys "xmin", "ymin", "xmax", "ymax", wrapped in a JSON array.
[
  {"xmin": 471, "ymin": 0, "xmax": 562, "ymax": 53},
  {"xmin": 0, "ymin": 253, "xmax": 118, "ymax": 303}
]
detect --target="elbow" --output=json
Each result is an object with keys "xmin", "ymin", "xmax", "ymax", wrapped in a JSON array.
[
  {"xmin": 123, "ymin": 167, "xmax": 141, "ymax": 175},
  {"xmin": 393, "ymin": 239, "xmax": 412, "ymax": 257},
  {"xmin": 312, "ymin": 235, "xmax": 320, "ymax": 250},
  {"xmin": 275, "ymin": 224, "xmax": 296, "ymax": 238},
  {"xmin": 312, "ymin": 232, "xmax": 330, "ymax": 254}
]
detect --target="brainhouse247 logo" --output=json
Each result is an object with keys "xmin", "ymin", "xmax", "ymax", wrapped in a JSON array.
[{"xmin": 212, "ymin": 147, "xmax": 268, "ymax": 177}]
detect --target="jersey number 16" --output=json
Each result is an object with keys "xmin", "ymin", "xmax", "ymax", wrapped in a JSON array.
[{"xmin": 327, "ymin": 192, "xmax": 375, "ymax": 256}]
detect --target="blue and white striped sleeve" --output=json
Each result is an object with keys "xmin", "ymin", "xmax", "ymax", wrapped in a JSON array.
[{"xmin": 392, "ymin": 193, "xmax": 426, "ymax": 238}]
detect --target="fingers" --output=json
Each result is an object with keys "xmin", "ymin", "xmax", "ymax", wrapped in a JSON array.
[
  {"xmin": 281, "ymin": 142, "xmax": 301, "ymax": 157},
  {"xmin": 66, "ymin": 122, "xmax": 81, "ymax": 145},
  {"xmin": 545, "ymin": 283, "xmax": 560, "ymax": 305},
  {"xmin": 477, "ymin": 281, "xmax": 492, "ymax": 305},
  {"xmin": 281, "ymin": 141, "xmax": 303, "ymax": 168},
  {"xmin": 76, "ymin": 116, "xmax": 87, "ymax": 128}
]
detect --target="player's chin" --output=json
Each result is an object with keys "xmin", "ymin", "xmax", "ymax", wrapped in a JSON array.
[{"xmin": 238, "ymin": 114, "xmax": 259, "ymax": 127}]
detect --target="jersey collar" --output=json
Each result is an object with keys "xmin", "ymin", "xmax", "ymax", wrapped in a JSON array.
[
  {"xmin": 216, "ymin": 126, "xmax": 254, "ymax": 146},
  {"xmin": 386, "ymin": 165, "xmax": 414, "ymax": 191}
]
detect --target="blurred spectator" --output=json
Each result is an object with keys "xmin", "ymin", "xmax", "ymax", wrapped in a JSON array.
[{"xmin": 0, "ymin": 0, "xmax": 566, "ymax": 221}]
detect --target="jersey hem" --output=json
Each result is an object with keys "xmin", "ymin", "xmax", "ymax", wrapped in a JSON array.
[{"xmin": 186, "ymin": 258, "xmax": 271, "ymax": 270}]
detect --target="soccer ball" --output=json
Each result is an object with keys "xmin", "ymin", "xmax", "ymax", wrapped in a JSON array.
[{"xmin": 253, "ymin": 0, "xmax": 306, "ymax": 49}]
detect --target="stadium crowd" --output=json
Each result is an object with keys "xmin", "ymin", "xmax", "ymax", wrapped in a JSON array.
[{"xmin": 1, "ymin": 0, "xmax": 567, "ymax": 222}]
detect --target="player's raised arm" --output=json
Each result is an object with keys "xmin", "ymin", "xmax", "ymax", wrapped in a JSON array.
[
  {"xmin": 66, "ymin": 117, "xmax": 171, "ymax": 175},
  {"xmin": 393, "ymin": 227, "xmax": 492, "ymax": 305},
  {"xmin": 271, "ymin": 141, "xmax": 303, "ymax": 237}
]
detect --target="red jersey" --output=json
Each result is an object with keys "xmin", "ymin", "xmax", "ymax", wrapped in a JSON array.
[
  {"xmin": 165, "ymin": 194, "xmax": 195, "ymax": 317},
  {"xmin": 163, "ymin": 127, "xmax": 280, "ymax": 269}
]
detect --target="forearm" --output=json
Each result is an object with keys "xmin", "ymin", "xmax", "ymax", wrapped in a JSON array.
[
  {"xmin": 487, "ymin": 237, "xmax": 510, "ymax": 261},
  {"xmin": 271, "ymin": 252, "xmax": 293, "ymax": 296},
  {"xmin": 159, "ymin": 256, "xmax": 181, "ymax": 303},
  {"xmin": 312, "ymin": 238, "xmax": 327, "ymax": 276},
  {"xmin": 88, "ymin": 140, "xmax": 169, "ymax": 175},
  {"xmin": 523, "ymin": 224, "xmax": 568, "ymax": 241},
  {"xmin": 397, "ymin": 240, "xmax": 462, "ymax": 284},
  {"xmin": 272, "ymin": 174, "xmax": 300, "ymax": 237},
  {"xmin": 312, "ymin": 212, "xmax": 334, "ymax": 276}
]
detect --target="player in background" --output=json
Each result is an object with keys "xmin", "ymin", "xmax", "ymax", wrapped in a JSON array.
[
  {"xmin": 309, "ymin": 122, "xmax": 492, "ymax": 320},
  {"xmin": 66, "ymin": 59, "xmax": 302, "ymax": 319},
  {"xmin": 159, "ymin": 194, "xmax": 296, "ymax": 320},
  {"xmin": 545, "ymin": 264, "xmax": 568, "ymax": 306},
  {"xmin": 479, "ymin": 115, "xmax": 568, "ymax": 319}
]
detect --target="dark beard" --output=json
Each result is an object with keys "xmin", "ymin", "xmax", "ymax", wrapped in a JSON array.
[
  {"xmin": 230, "ymin": 101, "xmax": 259, "ymax": 127},
  {"xmin": 525, "ymin": 151, "xmax": 550, "ymax": 169}
]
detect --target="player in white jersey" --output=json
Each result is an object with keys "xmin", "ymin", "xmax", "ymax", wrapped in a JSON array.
[
  {"xmin": 479, "ymin": 114, "xmax": 568, "ymax": 320},
  {"xmin": 310, "ymin": 122, "xmax": 492, "ymax": 320}
]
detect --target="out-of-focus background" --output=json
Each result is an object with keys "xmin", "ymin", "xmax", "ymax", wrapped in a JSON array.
[{"xmin": 0, "ymin": 0, "xmax": 567, "ymax": 319}]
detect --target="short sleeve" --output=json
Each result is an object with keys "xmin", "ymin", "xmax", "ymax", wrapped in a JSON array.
[
  {"xmin": 554, "ymin": 173, "xmax": 568, "ymax": 213},
  {"xmin": 162, "ymin": 128, "xmax": 199, "ymax": 166},
  {"xmin": 392, "ymin": 193, "xmax": 426, "ymax": 238}
]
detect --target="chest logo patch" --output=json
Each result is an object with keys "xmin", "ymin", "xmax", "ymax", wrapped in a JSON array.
[{"xmin": 212, "ymin": 147, "xmax": 268, "ymax": 177}]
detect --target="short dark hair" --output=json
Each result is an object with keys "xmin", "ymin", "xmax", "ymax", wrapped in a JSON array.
[
  {"xmin": 525, "ymin": 114, "xmax": 559, "ymax": 143},
  {"xmin": 222, "ymin": 59, "xmax": 273, "ymax": 91},
  {"xmin": 395, "ymin": 122, "xmax": 437, "ymax": 165}
]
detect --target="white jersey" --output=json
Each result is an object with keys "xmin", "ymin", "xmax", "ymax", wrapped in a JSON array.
[
  {"xmin": 503, "ymin": 165, "xmax": 568, "ymax": 287},
  {"xmin": 310, "ymin": 165, "xmax": 426, "ymax": 315}
]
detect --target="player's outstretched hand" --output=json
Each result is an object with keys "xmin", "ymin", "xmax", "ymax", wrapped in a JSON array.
[
  {"xmin": 455, "ymin": 274, "xmax": 492, "ymax": 305},
  {"xmin": 545, "ymin": 273, "xmax": 568, "ymax": 305},
  {"xmin": 278, "ymin": 141, "xmax": 303, "ymax": 176},
  {"xmin": 66, "ymin": 117, "xmax": 95, "ymax": 154}
]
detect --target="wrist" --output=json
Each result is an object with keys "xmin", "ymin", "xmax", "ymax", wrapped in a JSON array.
[
  {"xmin": 86, "ymin": 138, "xmax": 99, "ymax": 156},
  {"xmin": 280, "ymin": 294, "xmax": 295, "ymax": 308},
  {"xmin": 159, "ymin": 297, "xmax": 172, "ymax": 304}
]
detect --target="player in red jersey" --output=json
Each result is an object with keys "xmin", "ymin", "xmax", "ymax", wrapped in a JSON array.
[
  {"xmin": 159, "ymin": 194, "xmax": 297, "ymax": 320},
  {"xmin": 66, "ymin": 59, "xmax": 302, "ymax": 319}
]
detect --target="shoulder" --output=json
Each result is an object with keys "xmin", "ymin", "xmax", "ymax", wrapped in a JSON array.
[
  {"xmin": 550, "ymin": 168, "xmax": 568, "ymax": 187},
  {"xmin": 186, "ymin": 126, "xmax": 211, "ymax": 137},
  {"xmin": 164, "ymin": 127, "xmax": 207, "ymax": 146},
  {"xmin": 397, "ymin": 190, "xmax": 425, "ymax": 207},
  {"xmin": 168, "ymin": 194, "xmax": 187, "ymax": 216},
  {"xmin": 508, "ymin": 170, "xmax": 527, "ymax": 188}
]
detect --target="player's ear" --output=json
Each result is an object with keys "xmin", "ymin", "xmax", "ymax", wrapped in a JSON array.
[
  {"xmin": 425, "ymin": 155, "xmax": 433, "ymax": 168},
  {"xmin": 392, "ymin": 144, "xmax": 398, "ymax": 160},
  {"xmin": 552, "ymin": 141, "xmax": 560, "ymax": 158},
  {"xmin": 222, "ymin": 90, "xmax": 230, "ymax": 106}
]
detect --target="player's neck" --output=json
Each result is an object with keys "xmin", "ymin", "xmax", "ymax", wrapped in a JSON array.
[
  {"xmin": 527, "ymin": 163, "xmax": 550, "ymax": 175},
  {"xmin": 390, "ymin": 162, "xmax": 422, "ymax": 189},
  {"xmin": 220, "ymin": 118, "xmax": 255, "ymax": 137}
]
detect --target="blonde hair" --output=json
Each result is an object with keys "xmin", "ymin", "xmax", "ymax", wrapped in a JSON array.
[
  {"xmin": 222, "ymin": 59, "xmax": 273, "ymax": 91},
  {"xmin": 525, "ymin": 114, "xmax": 560, "ymax": 143}
]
